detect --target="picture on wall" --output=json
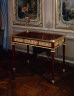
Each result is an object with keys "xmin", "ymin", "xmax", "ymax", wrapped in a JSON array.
[
  {"xmin": 55, "ymin": 0, "xmax": 74, "ymax": 29},
  {"xmin": 13, "ymin": 0, "xmax": 43, "ymax": 26}
]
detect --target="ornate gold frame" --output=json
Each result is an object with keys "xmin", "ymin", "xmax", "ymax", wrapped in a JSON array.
[
  {"xmin": 13, "ymin": 0, "xmax": 43, "ymax": 27},
  {"xmin": 55, "ymin": 0, "xmax": 74, "ymax": 30}
]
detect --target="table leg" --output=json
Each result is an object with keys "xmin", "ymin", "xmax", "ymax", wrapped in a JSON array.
[
  {"xmin": 62, "ymin": 42, "xmax": 66, "ymax": 72},
  {"xmin": 12, "ymin": 43, "xmax": 15, "ymax": 71},
  {"xmin": 27, "ymin": 45, "xmax": 29, "ymax": 63},
  {"xmin": 51, "ymin": 49, "xmax": 55, "ymax": 84}
]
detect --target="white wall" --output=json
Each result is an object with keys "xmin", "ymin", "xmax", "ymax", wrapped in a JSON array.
[{"xmin": 8, "ymin": 0, "xmax": 74, "ymax": 65}]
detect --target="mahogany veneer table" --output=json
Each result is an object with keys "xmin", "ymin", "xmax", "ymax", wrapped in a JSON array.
[{"xmin": 12, "ymin": 31, "xmax": 66, "ymax": 84}]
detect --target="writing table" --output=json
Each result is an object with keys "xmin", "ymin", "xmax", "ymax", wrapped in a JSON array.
[{"xmin": 12, "ymin": 31, "xmax": 66, "ymax": 84}]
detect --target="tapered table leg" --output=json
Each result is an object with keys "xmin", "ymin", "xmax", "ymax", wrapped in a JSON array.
[
  {"xmin": 51, "ymin": 49, "xmax": 55, "ymax": 84},
  {"xmin": 12, "ymin": 43, "xmax": 15, "ymax": 71},
  {"xmin": 27, "ymin": 45, "xmax": 29, "ymax": 63},
  {"xmin": 62, "ymin": 42, "xmax": 66, "ymax": 72}
]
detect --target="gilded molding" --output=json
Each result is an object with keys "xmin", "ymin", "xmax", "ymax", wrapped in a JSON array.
[
  {"xmin": 39, "ymin": 41, "xmax": 51, "ymax": 47},
  {"xmin": 13, "ymin": 37, "xmax": 52, "ymax": 48}
]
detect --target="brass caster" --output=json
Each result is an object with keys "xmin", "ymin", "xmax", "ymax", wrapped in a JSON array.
[
  {"xmin": 27, "ymin": 60, "xmax": 29, "ymax": 63},
  {"xmin": 62, "ymin": 69, "xmax": 66, "ymax": 72},
  {"xmin": 13, "ymin": 68, "xmax": 16, "ymax": 71},
  {"xmin": 51, "ymin": 80, "xmax": 55, "ymax": 84}
]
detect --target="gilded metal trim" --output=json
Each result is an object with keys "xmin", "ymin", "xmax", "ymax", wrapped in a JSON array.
[
  {"xmin": 63, "ymin": 42, "xmax": 66, "ymax": 45},
  {"xmin": 13, "ymin": 37, "xmax": 52, "ymax": 49},
  {"xmin": 12, "ymin": 42, "xmax": 15, "ymax": 45},
  {"xmin": 51, "ymin": 49, "xmax": 55, "ymax": 53}
]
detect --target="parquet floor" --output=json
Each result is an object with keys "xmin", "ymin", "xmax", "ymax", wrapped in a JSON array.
[{"xmin": 0, "ymin": 47, "xmax": 74, "ymax": 96}]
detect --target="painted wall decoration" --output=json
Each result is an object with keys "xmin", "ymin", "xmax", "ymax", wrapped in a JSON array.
[
  {"xmin": 55, "ymin": 0, "xmax": 74, "ymax": 29},
  {"xmin": 13, "ymin": 0, "xmax": 43, "ymax": 26}
]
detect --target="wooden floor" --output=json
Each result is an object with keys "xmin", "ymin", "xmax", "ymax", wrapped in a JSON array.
[{"xmin": 0, "ymin": 47, "xmax": 74, "ymax": 96}]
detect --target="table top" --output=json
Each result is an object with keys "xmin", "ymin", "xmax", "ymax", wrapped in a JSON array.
[{"xmin": 12, "ymin": 31, "xmax": 66, "ymax": 43}]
